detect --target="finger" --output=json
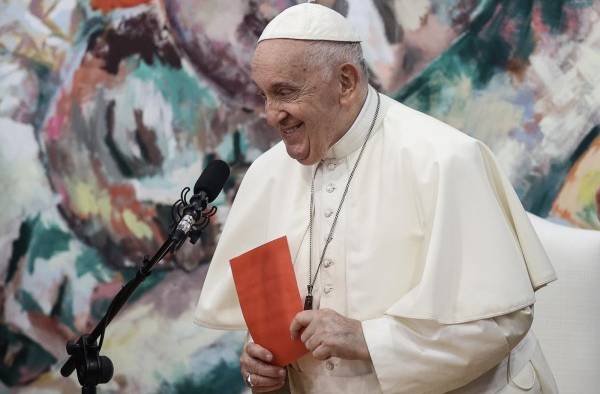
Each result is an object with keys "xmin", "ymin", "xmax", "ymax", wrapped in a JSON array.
[
  {"xmin": 290, "ymin": 311, "xmax": 315, "ymax": 339},
  {"xmin": 304, "ymin": 334, "xmax": 322, "ymax": 352},
  {"xmin": 252, "ymin": 361, "xmax": 286, "ymax": 379},
  {"xmin": 299, "ymin": 320, "xmax": 318, "ymax": 344},
  {"xmin": 312, "ymin": 344, "xmax": 332, "ymax": 360},
  {"xmin": 242, "ymin": 364, "xmax": 286, "ymax": 380},
  {"xmin": 246, "ymin": 342, "xmax": 274, "ymax": 363},
  {"xmin": 240, "ymin": 355, "xmax": 285, "ymax": 379},
  {"xmin": 247, "ymin": 373, "xmax": 286, "ymax": 390}
]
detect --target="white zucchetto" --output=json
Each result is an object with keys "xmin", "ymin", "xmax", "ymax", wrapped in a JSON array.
[{"xmin": 257, "ymin": 3, "xmax": 362, "ymax": 44}]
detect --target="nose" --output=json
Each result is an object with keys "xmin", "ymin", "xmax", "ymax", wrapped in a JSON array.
[{"xmin": 264, "ymin": 99, "xmax": 287, "ymax": 128}]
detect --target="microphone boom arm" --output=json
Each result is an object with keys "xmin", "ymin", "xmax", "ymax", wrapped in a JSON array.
[{"xmin": 60, "ymin": 192, "xmax": 217, "ymax": 393}]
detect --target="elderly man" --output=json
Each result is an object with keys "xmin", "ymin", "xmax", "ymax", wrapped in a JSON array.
[{"xmin": 194, "ymin": 3, "xmax": 558, "ymax": 393}]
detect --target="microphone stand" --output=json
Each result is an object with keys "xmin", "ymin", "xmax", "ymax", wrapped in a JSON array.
[{"xmin": 60, "ymin": 188, "xmax": 217, "ymax": 393}]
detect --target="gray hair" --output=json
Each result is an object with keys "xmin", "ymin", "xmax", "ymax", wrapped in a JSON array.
[{"xmin": 304, "ymin": 41, "xmax": 369, "ymax": 81}]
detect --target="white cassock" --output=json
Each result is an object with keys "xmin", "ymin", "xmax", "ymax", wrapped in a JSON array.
[{"xmin": 194, "ymin": 86, "xmax": 558, "ymax": 393}]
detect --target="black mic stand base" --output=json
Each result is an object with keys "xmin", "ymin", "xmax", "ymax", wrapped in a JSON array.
[{"xmin": 65, "ymin": 335, "xmax": 114, "ymax": 393}]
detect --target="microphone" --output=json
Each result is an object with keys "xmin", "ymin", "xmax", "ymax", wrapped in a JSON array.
[
  {"xmin": 172, "ymin": 160, "xmax": 230, "ymax": 243},
  {"xmin": 193, "ymin": 159, "xmax": 231, "ymax": 203}
]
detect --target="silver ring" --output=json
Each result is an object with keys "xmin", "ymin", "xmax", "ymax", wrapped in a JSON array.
[{"xmin": 246, "ymin": 372, "xmax": 254, "ymax": 388}]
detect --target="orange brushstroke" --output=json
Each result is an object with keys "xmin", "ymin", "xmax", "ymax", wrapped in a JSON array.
[
  {"xmin": 551, "ymin": 205, "xmax": 574, "ymax": 223},
  {"xmin": 550, "ymin": 134, "xmax": 600, "ymax": 230},
  {"xmin": 91, "ymin": 0, "xmax": 152, "ymax": 12}
]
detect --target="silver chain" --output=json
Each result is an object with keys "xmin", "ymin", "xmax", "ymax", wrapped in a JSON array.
[{"xmin": 307, "ymin": 92, "xmax": 381, "ymax": 299}]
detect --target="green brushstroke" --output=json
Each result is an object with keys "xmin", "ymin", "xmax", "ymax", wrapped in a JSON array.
[
  {"xmin": 29, "ymin": 61, "xmax": 56, "ymax": 131},
  {"xmin": 576, "ymin": 204, "xmax": 600, "ymax": 228},
  {"xmin": 541, "ymin": 0, "xmax": 566, "ymax": 33},
  {"xmin": 157, "ymin": 360, "xmax": 245, "ymax": 394},
  {"xmin": 396, "ymin": 0, "xmax": 596, "ymax": 106},
  {"xmin": 521, "ymin": 159, "xmax": 571, "ymax": 215},
  {"xmin": 16, "ymin": 289, "xmax": 43, "ymax": 313},
  {"xmin": 132, "ymin": 60, "xmax": 217, "ymax": 133},
  {"xmin": 75, "ymin": 15, "xmax": 107, "ymax": 47},
  {"xmin": 6, "ymin": 218, "xmax": 34, "ymax": 283},
  {"xmin": 75, "ymin": 245, "xmax": 112, "ymax": 281},
  {"xmin": 27, "ymin": 217, "xmax": 71, "ymax": 273},
  {"xmin": 0, "ymin": 325, "xmax": 57, "ymax": 386},
  {"xmin": 509, "ymin": 1, "xmax": 535, "ymax": 61},
  {"xmin": 398, "ymin": 0, "xmax": 539, "ymax": 108},
  {"xmin": 50, "ymin": 279, "xmax": 77, "ymax": 332}
]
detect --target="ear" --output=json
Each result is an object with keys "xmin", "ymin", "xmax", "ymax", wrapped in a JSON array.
[{"xmin": 338, "ymin": 63, "xmax": 361, "ymax": 105}]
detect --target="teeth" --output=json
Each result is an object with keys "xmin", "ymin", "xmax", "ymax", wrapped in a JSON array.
[{"xmin": 283, "ymin": 124, "xmax": 301, "ymax": 134}]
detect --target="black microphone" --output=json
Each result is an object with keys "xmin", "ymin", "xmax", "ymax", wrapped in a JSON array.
[
  {"xmin": 193, "ymin": 159, "xmax": 231, "ymax": 203},
  {"xmin": 172, "ymin": 160, "xmax": 230, "ymax": 242}
]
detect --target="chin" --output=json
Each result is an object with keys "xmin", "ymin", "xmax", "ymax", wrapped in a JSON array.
[
  {"xmin": 296, "ymin": 155, "xmax": 321, "ymax": 166},
  {"xmin": 284, "ymin": 145, "xmax": 312, "ymax": 165}
]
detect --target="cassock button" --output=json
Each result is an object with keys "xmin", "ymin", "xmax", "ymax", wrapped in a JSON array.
[
  {"xmin": 324, "ymin": 259, "xmax": 333, "ymax": 268},
  {"xmin": 327, "ymin": 162, "xmax": 336, "ymax": 171},
  {"xmin": 326, "ymin": 183, "xmax": 336, "ymax": 193},
  {"xmin": 326, "ymin": 361, "xmax": 334, "ymax": 371},
  {"xmin": 324, "ymin": 209, "xmax": 334, "ymax": 218}
]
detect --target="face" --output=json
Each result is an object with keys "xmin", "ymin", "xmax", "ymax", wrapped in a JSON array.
[{"xmin": 251, "ymin": 40, "xmax": 344, "ymax": 165}]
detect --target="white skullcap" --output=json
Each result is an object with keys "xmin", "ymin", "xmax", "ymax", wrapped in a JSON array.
[{"xmin": 257, "ymin": 3, "xmax": 361, "ymax": 44}]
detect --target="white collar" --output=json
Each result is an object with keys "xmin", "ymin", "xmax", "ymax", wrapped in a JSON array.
[{"xmin": 324, "ymin": 85, "xmax": 377, "ymax": 160}]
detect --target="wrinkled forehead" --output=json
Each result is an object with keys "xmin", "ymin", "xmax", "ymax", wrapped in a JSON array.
[{"xmin": 251, "ymin": 39, "xmax": 313, "ymax": 81}]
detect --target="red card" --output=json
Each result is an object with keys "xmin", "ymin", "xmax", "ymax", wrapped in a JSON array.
[{"xmin": 230, "ymin": 236, "xmax": 307, "ymax": 366}]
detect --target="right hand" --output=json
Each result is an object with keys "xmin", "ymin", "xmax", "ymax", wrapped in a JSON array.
[{"xmin": 240, "ymin": 342, "xmax": 287, "ymax": 392}]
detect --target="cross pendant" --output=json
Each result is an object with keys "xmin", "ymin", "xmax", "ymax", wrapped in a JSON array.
[{"xmin": 303, "ymin": 294, "xmax": 313, "ymax": 310}]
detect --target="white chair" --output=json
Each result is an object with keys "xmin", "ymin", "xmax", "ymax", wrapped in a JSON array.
[{"xmin": 528, "ymin": 214, "xmax": 600, "ymax": 393}]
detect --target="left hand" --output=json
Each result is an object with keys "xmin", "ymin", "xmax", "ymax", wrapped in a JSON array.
[{"xmin": 290, "ymin": 309, "xmax": 371, "ymax": 361}]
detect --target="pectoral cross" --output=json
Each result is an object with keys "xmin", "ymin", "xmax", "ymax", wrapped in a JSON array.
[{"xmin": 303, "ymin": 285, "xmax": 313, "ymax": 310}]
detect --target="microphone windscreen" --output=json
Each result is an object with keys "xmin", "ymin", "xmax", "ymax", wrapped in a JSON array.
[{"xmin": 193, "ymin": 160, "xmax": 230, "ymax": 202}]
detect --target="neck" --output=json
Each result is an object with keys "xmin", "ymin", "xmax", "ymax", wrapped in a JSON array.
[{"xmin": 329, "ymin": 84, "xmax": 369, "ymax": 148}]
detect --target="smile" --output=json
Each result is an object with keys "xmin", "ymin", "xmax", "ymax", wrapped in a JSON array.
[{"xmin": 281, "ymin": 123, "xmax": 303, "ymax": 135}]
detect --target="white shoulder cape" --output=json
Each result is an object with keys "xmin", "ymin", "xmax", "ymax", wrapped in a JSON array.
[{"xmin": 194, "ymin": 95, "xmax": 556, "ymax": 329}]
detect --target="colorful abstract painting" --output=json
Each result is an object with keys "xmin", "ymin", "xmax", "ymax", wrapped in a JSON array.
[{"xmin": 0, "ymin": 0, "xmax": 598, "ymax": 393}]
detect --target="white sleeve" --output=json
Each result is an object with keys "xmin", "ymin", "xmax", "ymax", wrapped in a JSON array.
[{"xmin": 361, "ymin": 306, "xmax": 533, "ymax": 394}]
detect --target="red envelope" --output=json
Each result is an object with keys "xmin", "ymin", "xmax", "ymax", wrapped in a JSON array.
[{"xmin": 230, "ymin": 236, "xmax": 308, "ymax": 366}]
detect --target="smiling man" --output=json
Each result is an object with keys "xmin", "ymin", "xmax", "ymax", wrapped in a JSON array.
[
  {"xmin": 251, "ymin": 38, "xmax": 367, "ymax": 166},
  {"xmin": 194, "ymin": 3, "xmax": 558, "ymax": 394}
]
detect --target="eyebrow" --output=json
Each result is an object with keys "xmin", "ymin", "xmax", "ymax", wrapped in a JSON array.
[
  {"xmin": 253, "ymin": 81, "xmax": 301, "ymax": 96},
  {"xmin": 270, "ymin": 82, "xmax": 300, "ymax": 92}
]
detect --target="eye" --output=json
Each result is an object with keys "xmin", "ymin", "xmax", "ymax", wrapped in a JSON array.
[{"xmin": 276, "ymin": 87, "xmax": 298, "ymax": 101}]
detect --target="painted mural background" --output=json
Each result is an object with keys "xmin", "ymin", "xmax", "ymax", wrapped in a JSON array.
[{"xmin": 0, "ymin": 0, "xmax": 598, "ymax": 392}]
